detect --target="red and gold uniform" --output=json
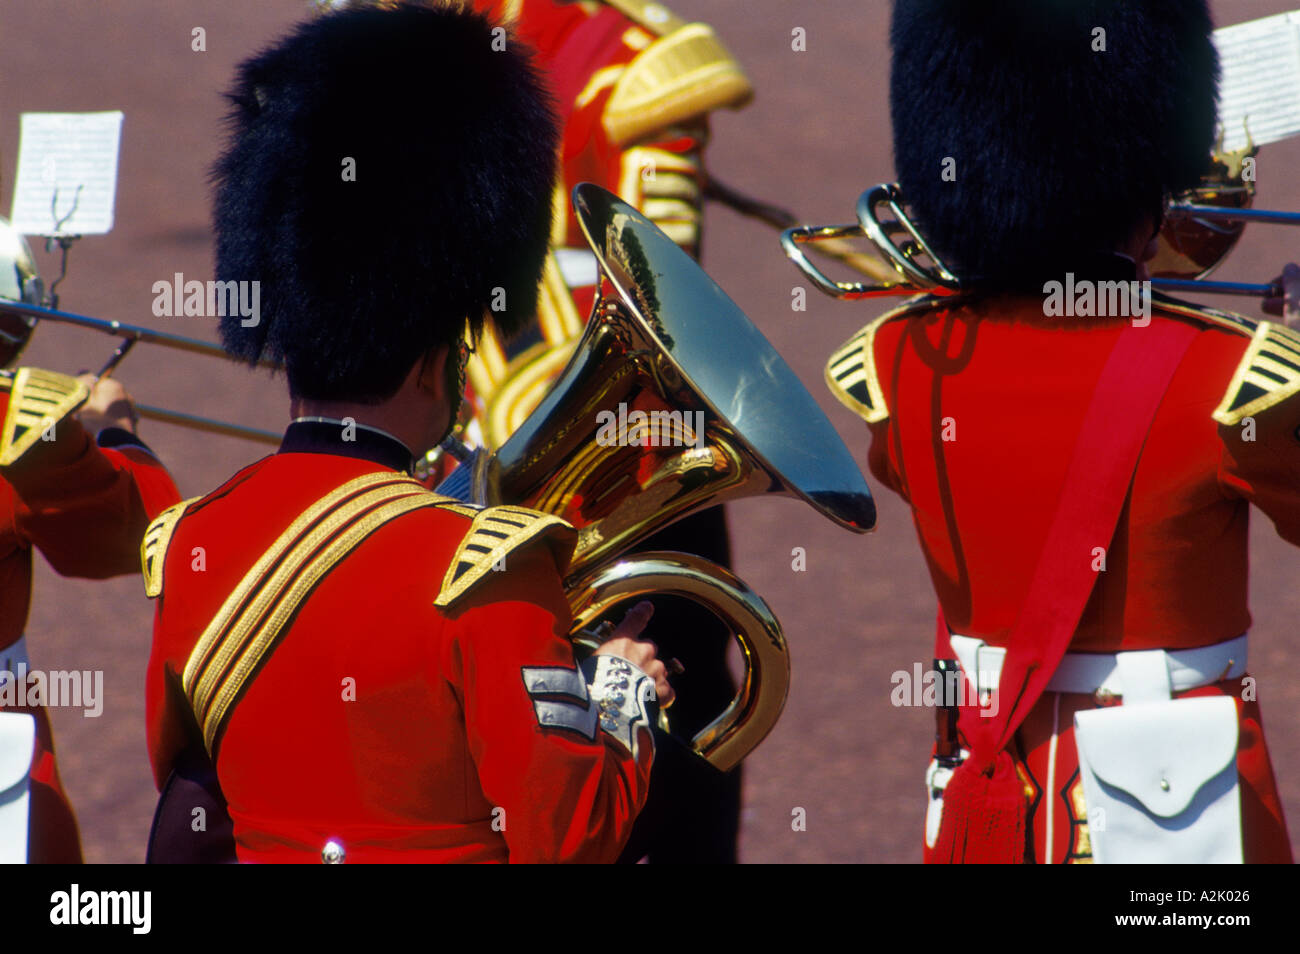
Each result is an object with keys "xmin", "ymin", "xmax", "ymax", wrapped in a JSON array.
[
  {"xmin": 1, "ymin": 367, "xmax": 180, "ymax": 862},
  {"xmin": 463, "ymin": 0, "xmax": 751, "ymax": 446},
  {"xmin": 144, "ymin": 421, "xmax": 653, "ymax": 863},
  {"xmin": 450, "ymin": 0, "xmax": 751, "ymax": 863},
  {"xmin": 828, "ymin": 293, "xmax": 1300, "ymax": 863}
]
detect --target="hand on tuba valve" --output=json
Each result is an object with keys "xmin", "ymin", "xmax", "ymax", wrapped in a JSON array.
[
  {"xmin": 588, "ymin": 601, "xmax": 676, "ymax": 708},
  {"xmin": 436, "ymin": 184, "xmax": 876, "ymax": 771}
]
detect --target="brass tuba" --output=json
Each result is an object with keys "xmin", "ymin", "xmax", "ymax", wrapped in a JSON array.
[{"xmin": 437, "ymin": 184, "xmax": 876, "ymax": 771}]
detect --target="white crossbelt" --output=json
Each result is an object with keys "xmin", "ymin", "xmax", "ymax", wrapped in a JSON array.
[
  {"xmin": 0, "ymin": 635, "xmax": 28, "ymax": 679},
  {"xmin": 948, "ymin": 633, "xmax": 1247, "ymax": 702}
]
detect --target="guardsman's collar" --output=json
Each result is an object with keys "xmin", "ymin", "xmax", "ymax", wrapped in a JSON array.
[
  {"xmin": 279, "ymin": 417, "xmax": 415, "ymax": 474},
  {"xmin": 980, "ymin": 252, "xmax": 1140, "ymax": 294}
]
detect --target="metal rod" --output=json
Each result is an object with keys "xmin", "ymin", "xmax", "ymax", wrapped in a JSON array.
[
  {"xmin": 0, "ymin": 298, "xmax": 278, "ymax": 368},
  {"xmin": 704, "ymin": 177, "xmax": 799, "ymax": 231},
  {"xmin": 135, "ymin": 404, "xmax": 281, "ymax": 445},
  {"xmin": 96, "ymin": 337, "xmax": 137, "ymax": 378},
  {"xmin": 1168, "ymin": 204, "xmax": 1300, "ymax": 225},
  {"xmin": 1152, "ymin": 277, "xmax": 1280, "ymax": 297},
  {"xmin": 1, "ymin": 299, "xmax": 283, "ymax": 443}
]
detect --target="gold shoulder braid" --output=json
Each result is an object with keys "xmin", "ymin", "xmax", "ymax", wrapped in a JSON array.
[
  {"xmin": 0, "ymin": 367, "xmax": 89, "ymax": 467},
  {"xmin": 141, "ymin": 497, "xmax": 203, "ymax": 599},
  {"xmin": 825, "ymin": 301, "xmax": 937, "ymax": 425},
  {"xmin": 602, "ymin": 13, "xmax": 752, "ymax": 148},
  {"xmin": 182, "ymin": 472, "xmax": 459, "ymax": 754},
  {"xmin": 1212, "ymin": 320, "xmax": 1300, "ymax": 426},
  {"xmin": 434, "ymin": 504, "xmax": 576, "ymax": 608}
]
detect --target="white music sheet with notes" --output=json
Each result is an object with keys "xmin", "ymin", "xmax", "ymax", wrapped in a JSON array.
[
  {"xmin": 1215, "ymin": 10, "xmax": 1300, "ymax": 152},
  {"xmin": 8, "ymin": 111, "xmax": 124, "ymax": 237}
]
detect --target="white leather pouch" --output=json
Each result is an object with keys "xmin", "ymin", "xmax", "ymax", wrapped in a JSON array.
[
  {"xmin": 1073, "ymin": 695, "xmax": 1241, "ymax": 863},
  {"xmin": 0, "ymin": 711, "xmax": 36, "ymax": 864}
]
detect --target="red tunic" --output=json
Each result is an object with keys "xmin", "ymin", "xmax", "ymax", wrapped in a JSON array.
[
  {"xmin": 833, "ymin": 294, "xmax": 1300, "ymax": 863},
  {"xmin": 145, "ymin": 448, "xmax": 651, "ymax": 863},
  {"xmin": 1, "ymin": 382, "xmax": 179, "ymax": 863}
]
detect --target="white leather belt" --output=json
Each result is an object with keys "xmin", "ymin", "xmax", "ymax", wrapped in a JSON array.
[
  {"xmin": 0, "ymin": 635, "xmax": 28, "ymax": 679},
  {"xmin": 948, "ymin": 633, "xmax": 1247, "ymax": 704}
]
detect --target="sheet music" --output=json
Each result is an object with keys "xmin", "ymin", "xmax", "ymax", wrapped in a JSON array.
[
  {"xmin": 1215, "ymin": 10, "xmax": 1300, "ymax": 152},
  {"xmin": 8, "ymin": 111, "xmax": 124, "ymax": 236}
]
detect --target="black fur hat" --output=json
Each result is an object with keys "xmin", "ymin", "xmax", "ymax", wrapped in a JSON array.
[
  {"xmin": 213, "ymin": 2, "xmax": 558, "ymax": 402},
  {"xmin": 890, "ymin": 0, "xmax": 1218, "ymax": 286}
]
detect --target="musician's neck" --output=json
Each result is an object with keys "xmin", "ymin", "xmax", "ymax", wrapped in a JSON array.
[{"xmin": 288, "ymin": 346, "xmax": 452, "ymax": 459}]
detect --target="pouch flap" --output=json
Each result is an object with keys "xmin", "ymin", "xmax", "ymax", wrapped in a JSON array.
[
  {"xmin": 0, "ymin": 711, "xmax": 36, "ymax": 793},
  {"xmin": 1073, "ymin": 696, "xmax": 1237, "ymax": 818}
]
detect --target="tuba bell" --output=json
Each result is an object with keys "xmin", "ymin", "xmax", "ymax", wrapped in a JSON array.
[{"xmin": 437, "ymin": 183, "xmax": 876, "ymax": 771}]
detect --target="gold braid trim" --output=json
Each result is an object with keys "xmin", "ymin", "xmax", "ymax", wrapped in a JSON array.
[
  {"xmin": 434, "ymin": 504, "xmax": 576, "ymax": 608},
  {"xmin": 825, "ymin": 301, "xmax": 937, "ymax": 424},
  {"xmin": 182, "ymin": 473, "xmax": 454, "ymax": 753},
  {"xmin": 0, "ymin": 367, "xmax": 89, "ymax": 467},
  {"xmin": 1212, "ymin": 320, "xmax": 1300, "ymax": 425},
  {"xmin": 141, "ymin": 497, "xmax": 203, "ymax": 599},
  {"xmin": 603, "ymin": 23, "xmax": 752, "ymax": 148}
]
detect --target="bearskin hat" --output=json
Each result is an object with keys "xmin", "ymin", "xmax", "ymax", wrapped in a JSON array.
[
  {"xmin": 890, "ymin": 0, "xmax": 1219, "ymax": 287},
  {"xmin": 213, "ymin": 2, "xmax": 558, "ymax": 402}
]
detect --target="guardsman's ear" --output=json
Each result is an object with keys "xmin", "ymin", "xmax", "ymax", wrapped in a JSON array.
[{"xmin": 417, "ymin": 345, "xmax": 451, "ymax": 402}]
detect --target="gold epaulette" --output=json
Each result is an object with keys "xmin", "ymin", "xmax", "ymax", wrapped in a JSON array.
[
  {"xmin": 434, "ymin": 504, "xmax": 576, "ymax": 608},
  {"xmin": 1150, "ymin": 294, "xmax": 1300, "ymax": 425},
  {"xmin": 1212, "ymin": 320, "xmax": 1300, "ymax": 425},
  {"xmin": 0, "ymin": 367, "xmax": 89, "ymax": 467},
  {"xmin": 602, "ymin": 14, "xmax": 753, "ymax": 147},
  {"xmin": 141, "ymin": 497, "xmax": 203, "ymax": 599},
  {"xmin": 825, "ymin": 300, "xmax": 936, "ymax": 425}
]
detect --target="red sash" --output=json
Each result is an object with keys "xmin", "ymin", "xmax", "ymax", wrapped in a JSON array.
[{"xmin": 930, "ymin": 316, "xmax": 1199, "ymax": 863}]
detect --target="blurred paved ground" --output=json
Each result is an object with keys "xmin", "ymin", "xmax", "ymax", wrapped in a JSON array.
[{"xmin": 2, "ymin": 0, "xmax": 1296, "ymax": 863}]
